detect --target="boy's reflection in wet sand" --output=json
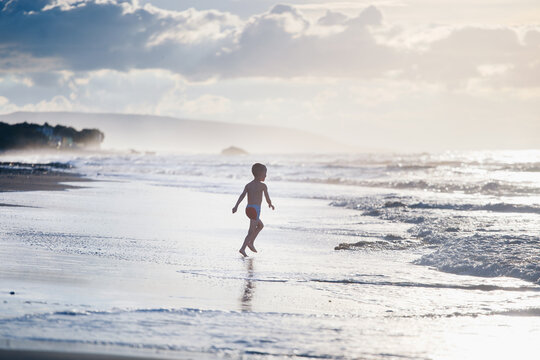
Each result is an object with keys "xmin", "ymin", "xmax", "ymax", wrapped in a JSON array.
[{"xmin": 240, "ymin": 258, "xmax": 255, "ymax": 312}]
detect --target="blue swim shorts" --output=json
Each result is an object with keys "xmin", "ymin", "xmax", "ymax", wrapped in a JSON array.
[{"xmin": 245, "ymin": 204, "xmax": 261, "ymax": 220}]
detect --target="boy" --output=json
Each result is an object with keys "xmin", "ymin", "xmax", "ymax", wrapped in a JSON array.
[{"xmin": 232, "ymin": 163, "xmax": 275, "ymax": 257}]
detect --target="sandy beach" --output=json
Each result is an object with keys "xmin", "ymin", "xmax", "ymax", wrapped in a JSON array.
[
  {"xmin": 0, "ymin": 348, "xmax": 170, "ymax": 360},
  {"xmin": 1, "ymin": 153, "xmax": 539, "ymax": 359},
  {"xmin": 0, "ymin": 162, "xmax": 87, "ymax": 193}
]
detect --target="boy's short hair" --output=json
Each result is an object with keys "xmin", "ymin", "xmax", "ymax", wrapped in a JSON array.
[{"xmin": 252, "ymin": 163, "xmax": 267, "ymax": 177}]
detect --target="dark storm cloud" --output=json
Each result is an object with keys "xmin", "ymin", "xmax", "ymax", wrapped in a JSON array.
[
  {"xmin": 0, "ymin": 0, "xmax": 237, "ymax": 74},
  {"xmin": 0, "ymin": 0, "xmax": 537, "ymax": 87},
  {"xmin": 1, "ymin": 0, "xmax": 171, "ymax": 71},
  {"xmin": 0, "ymin": 0, "xmax": 397, "ymax": 79}
]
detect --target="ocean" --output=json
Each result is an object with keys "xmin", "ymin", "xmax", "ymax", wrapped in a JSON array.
[{"xmin": 1, "ymin": 150, "xmax": 539, "ymax": 359}]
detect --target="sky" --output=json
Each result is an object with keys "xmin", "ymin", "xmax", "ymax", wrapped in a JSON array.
[{"xmin": 0, "ymin": 0, "xmax": 539, "ymax": 151}]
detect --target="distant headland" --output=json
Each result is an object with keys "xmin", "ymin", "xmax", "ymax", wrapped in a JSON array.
[
  {"xmin": 0, "ymin": 121, "xmax": 104, "ymax": 151},
  {"xmin": 221, "ymin": 146, "xmax": 249, "ymax": 155},
  {"xmin": 0, "ymin": 112, "xmax": 350, "ymax": 153}
]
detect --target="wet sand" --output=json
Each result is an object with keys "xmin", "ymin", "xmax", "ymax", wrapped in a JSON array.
[
  {"xmin": 0, "ymin": 349, "xmax": 169, "ymax": 360},
  {"xmin": 0, "ymin": 164, "xmax": 87, "ymax": 193}
]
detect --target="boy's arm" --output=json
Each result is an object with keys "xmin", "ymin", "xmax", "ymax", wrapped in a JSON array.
[
  {"xmin": 263, "ymin": 185, "xmax": 275, "ymax": 210},
  {"xmin": 232, "ymin": 186, "xmax": 247, "ymax": 213}
]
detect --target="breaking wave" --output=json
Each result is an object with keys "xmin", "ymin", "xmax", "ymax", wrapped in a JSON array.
[
  {"xmin": 330, "ymin": 194, "xmax": 540, "ymax": 285},
  {"xmin": 415, "ymin": 234, "xmax": 540, "ymax": 285}
]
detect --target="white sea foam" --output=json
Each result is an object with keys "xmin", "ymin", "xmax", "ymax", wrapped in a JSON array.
[
  {"xmin": 416, "ymin": 234, "xmax": 540, "ymax": 284},
  {"xmin": 330, "ymin": 193, "xmax": 540, "ymax": 284}
]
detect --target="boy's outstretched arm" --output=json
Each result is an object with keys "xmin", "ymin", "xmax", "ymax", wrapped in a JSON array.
[
  {"xmin": 232, "ymin": 186, "xmax": 247, "ymax": 213},
  {"xmin": 263, "ymin": 185, "xmax": 275, "ymax": 210}
]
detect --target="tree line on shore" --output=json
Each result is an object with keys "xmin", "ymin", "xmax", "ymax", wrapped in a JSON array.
[{"xmin": 0, "ymin": 121, "xmax": 104, "ymax": 151}]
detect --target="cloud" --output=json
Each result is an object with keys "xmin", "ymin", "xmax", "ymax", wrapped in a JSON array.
[
  {"xmin": 0, "ymin": 0, "xmax": 240, "ymax": 76},
  {"xmin": 180, "ymin": 94, "xmax": 232, "ymax": 116},
  {"xmin": 0, "ymin": 0, "xmax": 538, "ymax": 89},
  {"xmin": 210, "ymin": 4, "xmax": 398, "ymax": 78},
  {"xmin": 0, "ymin": 67, "xmax": 236, "ymax": 118},
  {"xmin": 317, "ymin": 10, "xmax": 348, "ymax": 26},
  {"xmin": 0, "ymin": 94, "xmax": 73, "ymax": 113},
  {"xmin": 400, "ymin": 26, "xmax": 540, "ymax": 87},
  {"xmin": 346, "ymin": 5, "xmax": 382, "ymax": 27},
  {"xmin": 1, "ymin": 0, "xmax": 50, "ymax": 13}
]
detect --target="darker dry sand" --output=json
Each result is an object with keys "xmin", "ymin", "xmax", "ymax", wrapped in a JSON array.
[
  {"xmin": 0, "ymin": 349, "xmax": 168, "ymax": 360},
  {"xmin": 0, "ymin": 163, "xmax": 87, "ymax": 194}
]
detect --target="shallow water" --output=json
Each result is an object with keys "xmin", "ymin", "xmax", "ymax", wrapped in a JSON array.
[{"xmin": 0, "ymin": 150, "xmax": 539, "ymax": 359}]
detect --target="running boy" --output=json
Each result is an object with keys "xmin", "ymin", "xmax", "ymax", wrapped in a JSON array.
[{"xmin": 232, "ymin": 163, "xmax": 275, "ymax": 257}]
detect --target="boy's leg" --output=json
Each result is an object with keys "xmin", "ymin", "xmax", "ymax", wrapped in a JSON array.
[
  {"xmin": 240, "ymin": 219, "xmax": 258, "ymax": 257},
  {"xmin": 247, "ymin": 219, "xmax": 264, "ymax": 252}
]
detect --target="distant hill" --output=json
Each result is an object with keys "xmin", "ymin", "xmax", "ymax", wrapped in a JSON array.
[
  {"xmin": 0, "ymin": 112, "xmax": 349, "ymax": 154},
  {"xmin": 0, "ymin": 121, "xmax": 104, "ymax": 151}
]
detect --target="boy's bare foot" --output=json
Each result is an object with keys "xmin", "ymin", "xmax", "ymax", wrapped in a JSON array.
[
  {"xmin": 247, "ymin": 243, "xmax": 257, "ymax": 253},
  {"xmin": 239, "ymin": 249, "xmax": 248, "ymax": 257}
]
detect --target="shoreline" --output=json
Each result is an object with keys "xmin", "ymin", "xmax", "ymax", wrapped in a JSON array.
[
  {"xmin": 0, "ymin": 163, "xmax": 89, "ymax": 193},
  {"xmin": 0, "ymin": 349, "xmax": 170, "ymax": 360}
]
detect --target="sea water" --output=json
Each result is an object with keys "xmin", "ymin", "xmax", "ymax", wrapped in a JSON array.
[{"xmin": 0, "ymin": 150, "xmax": 539, "ymax": 359}]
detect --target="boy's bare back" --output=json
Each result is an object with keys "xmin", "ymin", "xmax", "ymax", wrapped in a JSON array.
[{"xmin": 245, "ymin": 180, "xmax": 267, "ymax": 206}]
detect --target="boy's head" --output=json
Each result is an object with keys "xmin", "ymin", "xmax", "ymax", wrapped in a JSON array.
[{"xmin": 251, "ymin": 163, "xmax": 267, "ymax": 180}]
